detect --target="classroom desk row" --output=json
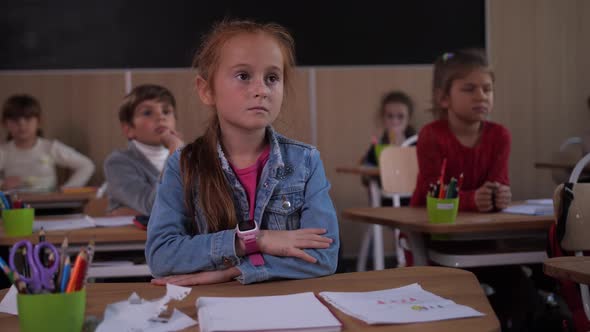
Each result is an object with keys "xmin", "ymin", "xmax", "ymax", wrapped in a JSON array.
[
  {"xmin": 337, "ymin": 165, "xmax": 555, "ymax": 269},
  {"xmin": 0, "ymin": 224, "xmax": 149, "ymax": 278},
  {"xmin": 343, "ymin": 205, "xmax": 553, "ymax": 268},
  {"xmin": 7, "ymin": 190, "xmax": 97, "ymax": 210},
  {"xmin": 0, "ymin": 267, "xmax": 501, "ymax": 332}
]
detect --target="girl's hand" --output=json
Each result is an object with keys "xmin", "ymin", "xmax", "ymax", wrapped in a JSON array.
[
  {"xmin": 151, "ymin": 267, "xmax": 241, "ymax": 286},
  {"xmin": 494, "ymin": 184, "xmax": 512, "ymax": 210},
  {"xmin": 160, "ymin": 129, "xmax": 184, "ymax": 153},
  {"xmin": 1, "ymin": 176, "xmax": 22, "ymax": 190},
  {"xmin": 256, "ymin": 229, "xmax": 333, "ymax": 263},
  {"xmin": 475, "ymin": 181, "xmax": 498, "ymax": 212}
]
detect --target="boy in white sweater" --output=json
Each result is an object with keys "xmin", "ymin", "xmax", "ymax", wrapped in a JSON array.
[{"xmin": 104, "ymin": 84, "xmax": 184, "ymax": 216}]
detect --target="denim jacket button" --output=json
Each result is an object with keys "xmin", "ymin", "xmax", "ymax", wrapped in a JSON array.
[
  {"xmin": 282, "ymin": 200, "xmax": 291, "ymax": 209},
  {"xmin": 263, "ymin": 182, "xmax": 269, "ymax": 188},
  {"xmin": 222, "ymin": 256, "xmax": 234, "ymax": 267}
]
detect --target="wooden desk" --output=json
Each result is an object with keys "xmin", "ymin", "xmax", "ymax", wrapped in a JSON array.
[
  {"xmin": 343, "ymin": 207, "xmax": 554, "ymax": 266},
  {"xmin": 0, "ymin": 225, "xmax": 148, "ymax": 278},
  {"xmin": 534, "ymin": 161, "xmax": 590, "ymax": 173},
  {"xmin": 336, "ymin": 165, "xmax": 387, "ymax": 271},
  {"xmin": 544, "ymin": 256, "xmax": 590, "ymax": 285},
  {"xmin": 342, "ymin": 207, "xmax": 554, "ymax": 234},
  {"xmin": 18, "ymin": 191, "xmax": 96, "ymax": 210},
  {"xmin": 534, "ymin": 161, "xmax": 576, "ymax": 171},
  {"xmin": 0, "ymin": 267, "xmax": 500, "ymax": 332},
  {"xmin": 0, "ymin": 225, "xmax": 146, "ymax": 247},
  {"xmin": 336, "ymin": 166, "xmax": 380, "ymax": 177}
]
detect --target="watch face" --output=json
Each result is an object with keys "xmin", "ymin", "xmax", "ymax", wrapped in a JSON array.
[{"xmin": 238, "ymin": 219, "xmax": 256, "ymax": 232}]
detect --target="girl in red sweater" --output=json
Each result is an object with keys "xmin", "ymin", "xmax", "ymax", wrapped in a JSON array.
[{"xmin": 410, "ymin": 49, "xmax": 512, "ymax": 212}]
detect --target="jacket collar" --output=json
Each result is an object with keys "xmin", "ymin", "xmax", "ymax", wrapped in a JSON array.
[{"xmin": 217, "ymin": 126, "xmax": 284, "ymax": 178}]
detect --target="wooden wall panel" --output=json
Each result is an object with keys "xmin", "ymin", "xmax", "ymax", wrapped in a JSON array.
[
  {"xmin": 490, "ymin": 0, "xmax": 590, "ymax": 200},
  {"xmin": 131, "ymin": 68, "xmax": 311, "ymax": 145},
  {"xmin": 315, "ymin": 67, "xmax": 433, "ymax": 256},
  {"xmin": 131, "ymin": 70, "xmax": 208, "ymax": 145},
  {"xmin": 273, "ymin": 69, "xmax": 311, "ymax": 144},
  {"xmin": 0, "ymin": 73, "xmax": 126, "ymax": 186}
]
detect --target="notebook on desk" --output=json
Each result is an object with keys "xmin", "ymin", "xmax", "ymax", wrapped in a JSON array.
[
  {"xmin": 503, "ymin": 199, "xmax": 554, "ymax": 216},
  {"xmin": 196, "ymin": 292, "xmax": 341, "ymax": 332},
  {"xmin": 319, "ymin": 283, "xmax": 484, "ymax": 324},
  {"xmin": 33, "ymin": 215, "xmax": 134, "ymax": 231}
]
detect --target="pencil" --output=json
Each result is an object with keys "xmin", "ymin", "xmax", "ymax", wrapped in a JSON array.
[
  {"xmin": 438, "ymin": 158, "xmax": 447, "ymax": 199},
  {"xmin": 56, "ymin": 237, "xmax": 68, "ymax": 291},
  {"xmin": 60, "ymin": 256, "xmax": 71, "ymax": 293},
  {"xmin": 66, "ymin": 249, "xmax": 88, "ymax": 293}
]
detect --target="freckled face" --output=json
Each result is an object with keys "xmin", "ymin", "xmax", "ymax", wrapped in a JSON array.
[{"xmin": 207, "ymin": 33, "xmax": 285, "ymax": 133}]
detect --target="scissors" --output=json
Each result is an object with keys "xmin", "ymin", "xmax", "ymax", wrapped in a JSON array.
[{"xmin": 9, "ymin": 240, "xmax": 59, "ymax": 293}]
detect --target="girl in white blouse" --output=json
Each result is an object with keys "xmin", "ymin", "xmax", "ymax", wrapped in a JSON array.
[{"xmin": 0, "ymin": 94, "xmax": 95, "ymax": 192}]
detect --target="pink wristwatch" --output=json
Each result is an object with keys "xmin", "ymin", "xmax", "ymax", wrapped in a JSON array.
[{"xmin": 236, "ymin": 220, "xmax": 264, "ymax": 266}]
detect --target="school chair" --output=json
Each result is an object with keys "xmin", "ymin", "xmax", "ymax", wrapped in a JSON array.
[
  {"xmin": 83, "ymin": 182, "xmax": 109, "ymax": 217},
  {"xmin": 552, "ymin": 136, "xmax": 584, "ymax": 184},
  {"xmin": 550, "ymin": 152, "xmax": 590, "ymax": 327},
  {"xmin": 356, "ymin": 136, "xmax": 418, "ymax": 271}
]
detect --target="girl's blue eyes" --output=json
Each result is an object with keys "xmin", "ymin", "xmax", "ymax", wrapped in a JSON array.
[{"xmin": 235, "ymin": 72, "xmax": 281, "ymax": 84}]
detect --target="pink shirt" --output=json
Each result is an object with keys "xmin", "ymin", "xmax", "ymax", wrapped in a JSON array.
[{"xmin": 230, "ymin": 146, "xmax": 271, "ymax": 220}]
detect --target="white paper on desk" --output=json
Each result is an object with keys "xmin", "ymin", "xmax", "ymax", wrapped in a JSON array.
[
  {"xmin": 96, "ymin": 283, "xmax": 196, "ymax": 332},
  {"xmin": 0, "ymin": 285, "xmax": 17, "ymax": 315},
  {"xmin": 525, "ymin": 199, "xmax": 553, "ymax": 205},
  {"xmin": 94, "ymin": 216, "xmax": 134, "ymax": 227},
  {"xmin": 319, "ymin": 283, "xmax": 484, "ymax": 324},
  {"xmin": 33, "ymin": 215, "xmax": 95, "ymax": 231},
  {"xmin": 503, "ymin": 204, "xmax": 553, "ymax": 216},
  {"xmin": 197, "ymin": 292, "xmax": 342, "ymax": 332}
]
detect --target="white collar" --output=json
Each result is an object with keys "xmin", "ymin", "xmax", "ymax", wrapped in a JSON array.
[{"xmin": 132, "ymin": 140, "xmax": 168, "ymax": 172}]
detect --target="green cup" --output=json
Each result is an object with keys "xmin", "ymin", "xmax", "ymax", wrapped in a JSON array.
[
  {"xmin": 2, "ymin": 208, "xmax": 34, "ymax": 236},
  {"xmin": 373, "ymin": 143, "xmax": 389, "ymax": 165},
  {"xmin": 427, "ymin": 196, "xmax": 459, "ymax": 224},
  {"xmin": 17, "ymin": 289, "xmax": 86, "ymax": 332}
]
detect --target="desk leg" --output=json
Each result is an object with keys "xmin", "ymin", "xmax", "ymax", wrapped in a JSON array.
[
  {"xmin": 372, "ymin": 224, "xmax": 385, "ymax": 270},
  {"xmin": 407, "ymin": 232, "xmax": 428, "ymax": 266},
  {"xmin": 356, "ymin": 229, "xmax": 371, "ymax": 272},
  {"xmin": 356, "ymin": 180, "xmax": 385, "ymax": 271},
  {"xmin": 368, "ymin": 180, "xmax": 385, "ymax": 270}
]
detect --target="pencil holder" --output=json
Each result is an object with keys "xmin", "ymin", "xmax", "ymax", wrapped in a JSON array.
[
  {"xmin": 2, "ymin": 208, "xmax": 34, "ymax": 236},
  {"xmin": 427, "ymin": 196, "xmax": 459, "ymax": 224},
  {"xmin": 374, "ymin": 144, "xmax": 389, "ymax": 165},
  {"xmin": 17, "ymin": 288, "xmax": 86, "ymax": 332}
]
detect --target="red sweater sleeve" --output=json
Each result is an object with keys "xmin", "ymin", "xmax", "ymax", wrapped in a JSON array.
[
  {"xmin": 487, "ymin": 126, "xmax": 511, "ymax": 185},
  {"xmin": 410, "ymin": 125, "xmax": 443, "ymax": 207}
]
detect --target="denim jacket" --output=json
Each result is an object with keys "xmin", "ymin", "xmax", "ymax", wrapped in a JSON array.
[{"xmin": 145, "ymin": 127, "xmax": 339, "ymax": 284}]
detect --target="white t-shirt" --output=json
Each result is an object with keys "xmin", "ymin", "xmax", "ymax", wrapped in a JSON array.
[{"xmin": 0, "ymin": 138, "xmax": 95, "ymax": 192}]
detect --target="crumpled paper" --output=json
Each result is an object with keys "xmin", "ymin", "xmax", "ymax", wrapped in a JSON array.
[{"xmin": 96, "ymin": 283, "xmax": 197, "ymax": 332}]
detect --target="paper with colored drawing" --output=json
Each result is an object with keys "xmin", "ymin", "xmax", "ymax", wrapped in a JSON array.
[{"xmin": 319, "ymin": 283, "xmax": 484, "ymax": 324}]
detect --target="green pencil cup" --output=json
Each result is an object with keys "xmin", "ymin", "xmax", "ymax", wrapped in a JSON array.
[
  {"xmin": 17, "ymin": 289, "xmax": 86, "ymax": 332},
  {"xmin": 427, "ymin": 196, "xmax": 459, "ymax": 224},
  {"xmin": 374, "ymin": 144, "xmax": 389, "ymax": 165},
  {"xmin": 2, "ymin": 208, "xmax": 34, "ymax": 236}
]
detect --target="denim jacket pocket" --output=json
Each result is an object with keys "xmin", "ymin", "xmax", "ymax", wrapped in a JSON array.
[{"xmin": 264, "ymin": 186, "xmax": 304, "ymax": 230}]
